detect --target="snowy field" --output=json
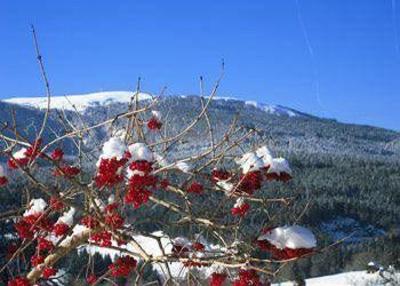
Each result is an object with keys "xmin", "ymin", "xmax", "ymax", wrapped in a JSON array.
[{"xmin": 273, "ymin": 271, "xmax": 399, "ymax": 286}]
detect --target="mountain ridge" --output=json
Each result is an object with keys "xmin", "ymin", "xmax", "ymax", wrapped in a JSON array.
[{"xmin": 2, "ymin": 91, "xmax": 307, "ymax": 118}]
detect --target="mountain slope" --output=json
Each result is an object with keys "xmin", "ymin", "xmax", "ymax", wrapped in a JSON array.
[{"xmin": 3, "ymin": 91, "xmax": 304, "ymax": 117}]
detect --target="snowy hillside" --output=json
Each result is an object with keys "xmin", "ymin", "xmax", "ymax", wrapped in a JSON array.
[
  {"xmin": 2, "ymin": 91, "xmax": 301, "ymax": 117},
  {"xmin": 2, "ymin": 91, "xmax": 152, "ymax": 112},
  {"xmin": 273, "ymin": 270, "xmax": 400, "ymax": 286}
]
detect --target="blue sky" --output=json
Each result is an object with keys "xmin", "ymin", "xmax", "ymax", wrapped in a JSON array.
[{"xmin": 1, "ymin": 0, "xmax": 399, "ymax": 130}]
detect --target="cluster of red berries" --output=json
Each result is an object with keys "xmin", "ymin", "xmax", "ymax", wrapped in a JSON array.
[
  {"xmin": 53, "ymin": 165, "xmax": 80, "ymax": 178},
  {"xmin": 81, "ymin": 215, "xmax": 99, "ymax": 229},
  {"xmin": 147, "ymin": 116, "xmax": 162, "ymax": 130},
  {"xmin": 237, "ymin": 171, "xmax": 263, "ymax": 195},
  {"xmin": 209, "ymin": 272, "xmax": 227, "ymax": 286},
  {"xmin": 0, "ymin": 176, "xmax": 8, "ymax": 186},
  {"xmin": 186, "ymin": 181, "xmax": 204, "ymax": 194},
  {"xmin": 108, "ymin": 256, "xmax": 137, "ymax": 277},
  {"xmin": 211, "ymin": 169, "xmax": 231, "ymax": 182},
  {"xmin": 256, "ymin": 239, "xmax": 313, "ymax": 260},
  {"xmin": 31, "ymin": 254, "xmax": 44, "ymax": 267},
  {"xmin": 50, "ymin": 148, "xmax": 64, "ymax": 161},
  {"xmin": 49, "ymin": 196, "xmax": 65, "ymax": 211},
  {"xmin": 232, "ymin": 269, "xmax": 265, "ymax": 286},
  {"xmin": 264, "ymin": 170, "xmax": 292, "ymax": 182},
  {"xmin": 125, "ymin": 160, "xmax": 157, "ymax": 208},
  {"xmin": 36, "ymin": 237, "xmax": 54, "ymax": 253},
  {"xmin": 7, "ymin": 276, "xmax": 30, "ymax": 286},
  {"xmin": 8, "ymin": 139, "xmax": 42, "ymax": 169},
  {"xmin": 104, "ymin": 203, "xmax": 124, "ymax": 229},
  {"xmin": 42, "ymin": 267, "xmax": 57, "ymax": 279},
  {"xmin": 95, "ymin": 157, "xmax": 127, "ymax": 188},
  {"xmin": 90, "ymin": 230, "xmax": 112, "ymax": 247},
  {"xmin": 52, "ymin": 222, "xmax": 69, "ymax": 237},
  {"xmin": 14, "ymin": 214, "xmax": 52, "ymax": 239},
  {"xmin": 231, "ymin": 202, "xmax": 250, "ymax": 217}
]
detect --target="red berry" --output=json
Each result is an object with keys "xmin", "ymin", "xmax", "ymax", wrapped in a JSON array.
[
  {"xmin": 147, "ymin": 117, "xmax": 162, "ymax": 130},
  {"xmin": 53, "ymin": 223, "xmax": 70, "ymax": 236},
  {"xmin": 7, "ymin": 276, "xmax": 30, "ymax": 286},
  {"xmin": 209, "ymin": 272, "xmax": 227, "ymax": 286},
  {"xmin": 0, "ymin": 176, "xmax": 8, "ymax": 186},
  {"xmin": 86, "ymin": 274, "xmax": 97, "ymax": 285},
  {"xmin": 42, "ymin": 267, "xmax": 57, "ymax": 279},
  {"xmin": 50, "ymin": 148, "xmax": 64, "ymax": 161},
  {"xmin": 187, "ymin": 182, "xmax": 204, "ymax": 194},
  {"xmin": 231, "ymin": 202, "xmax": 250, "ymax": 217},
  {"xmin": 109, "ymin": 256, "xmax": 137, "ymax": 277}
]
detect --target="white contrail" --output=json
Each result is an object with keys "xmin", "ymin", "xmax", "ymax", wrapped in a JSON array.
[
  {"xmin": 391, "ymin": 0, "xmax": 400, "ymax": 57},
  {"xmin": 294, "ymin": 0, "xmax": 328, "ymax": 117}
]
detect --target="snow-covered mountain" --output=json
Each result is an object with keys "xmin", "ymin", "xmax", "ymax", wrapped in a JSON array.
[
  {"xmin": 2, "ymin": 91, "xmax": 152, "ymax": 112},
  {"xmin": 2, "ymin": 91, "xmax": 302, "ymax": 117}
]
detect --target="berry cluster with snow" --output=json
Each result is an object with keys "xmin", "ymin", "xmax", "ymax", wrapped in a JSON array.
[{"xmin": 0, "ymin": 96, "xmax": 318, "ymax": 286}]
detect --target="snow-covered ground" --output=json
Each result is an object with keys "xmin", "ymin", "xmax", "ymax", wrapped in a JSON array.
[
  {"xmin": 273, "ymin": 271, "xmax": 400, "ymax": 286},
  {"xmin": 2, "ymin": 91, "xmax": 300, "ymax": 117}
]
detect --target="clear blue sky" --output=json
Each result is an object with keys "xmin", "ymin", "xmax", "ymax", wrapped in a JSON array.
[{"xmin": 1, "ymin": 1, "xmax": 399, "ymax": 130}]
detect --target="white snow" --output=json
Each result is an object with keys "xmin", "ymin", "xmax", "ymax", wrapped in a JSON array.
[
  {"xmin": 245, "ymin": 101, "xmax": 298, "ymax": 117},
  {"xmin": 233, "ymin": 197, "xmax": 246, "ymax": 208},
  {"xmin": 59, "ymin": 224, "xmax": 90, "ymax": 247},
  {"xmin": 174, "ymin": 161, "xmax": 192, "ymax": 173},
  {"xmin": 99, "ymin": 137, "xmax": 127, "ymax": 160},
  {"xmin": 272, "ymin": 271, "xmax": 400, "ymax": 286},
  {"xmin": 128, "ymin": 143, "xmax": 154, "ymax": 162},
  {"xmin": 0, "ymin": 164, "xmax": 6, "ymax": 177},
  {"xmin": 24, "ymin": 198, "xmax": 47, "ymax": 217},
  {"xmin": 97, "ymin": 137, "xmax": 128, "ymax": 168},
  {"xmin": 268, "ymin": 158, "xmax": 292, "ymax": 175},
  {"xmin": 235, "ymin": 151, "xmax": 264, "ymax": 174},
  {"xmin": 12, "ymin": 148, "xmax": 28, "ymax": 159},
  {"xmin": 258, "ymin": 225, "xmax": 316, "ymax": 250},
  {"xmin": 151, "ymin": 110, "xmax": 161, "ymax": 119},
  {"xmin": 235, "ymin": 146, "xmax": 291, "ymax": 175},
  {"xmin": 256, "ymin": 146, "xmax": 273, "ymax": 166},
  {"xmin": 3, "ymin": 91, "xmax": 152, "ymax": 112},
  {"xmin": 216, "ymin": 180, "xmax": 234, "ymax": 194},
  {"xmin": 154, "ymin": 153, "xmax": 170, "ymax": 168},
  {"xmin": 80, "ymin": 231, "xmax": 226, "ymax": 282},
  {"xmin": 56, "ymin": 207, "xmax": 75, "ymax": 226}
]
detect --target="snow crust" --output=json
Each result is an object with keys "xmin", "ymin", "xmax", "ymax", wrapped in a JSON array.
[
  {"xmin": 258, "ymin": 225, "xmax": 316, "ymax": 250},
  {"xmin": 128, "ymin": 143, "xmax": 154, "ymax": 162},
  {"xmin": 23, "ymin": 198, "xmax": 47, "ymax": 217},
  {"xmin": 99, "ymin": 137, "xmax": 127, "ymax": 161},
  {"xmin": 268, "ymin": 158, "xmax": 291, "ymax": 175},
  {"xmin": 56, "ymin": 207, "xmax": 75, "ymax": 226},
  {"xmin": 236, "ymin": 145, "xmax": 291, "ymax": 175}
]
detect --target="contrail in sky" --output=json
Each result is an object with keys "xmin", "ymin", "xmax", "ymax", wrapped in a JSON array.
[
  {"xmin": 294, "ymin": 0, "xmax": 327, "ymax": 117},
  {"xmin": 392, "ymin": 0, "xmax": 400, "ymax": 57}
]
